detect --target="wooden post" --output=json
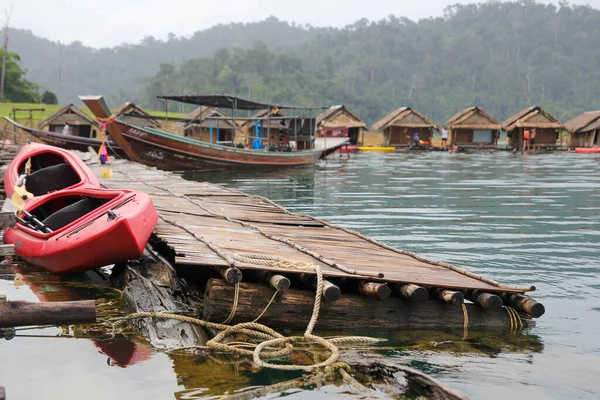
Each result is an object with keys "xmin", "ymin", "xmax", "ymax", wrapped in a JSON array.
[
  {"xmin": 430, "ymin": 288, "xmax": 464, "ymax": 305},
  {"xmin": 0, "ymin": 300, "xmax": 96, "ymax": 328},
  {"xmin": 466, "ymin": 291, "xmax": 503, "ymax": 311},
  {"xmin": 359, "ymin": 282, "xmax": 391, "ymax": 301},
  {"xmin": 203, "ymin": 279, "xmax": 531, "ymax": 330},
  {"xmin": 216, "ymin": 267, "xmax": 242, "ymax": 285},
  {"xmin": 502, "ymin": 293, "xmax": 545, "ymax": 318},
  {"xmin": 395, "ymin": 283, "xmax": 428, "ymax": 303}
]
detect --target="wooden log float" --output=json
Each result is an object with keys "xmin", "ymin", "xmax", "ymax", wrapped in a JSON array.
[
  {"xmin": 0, "ymin": 299, "xmax": 96, "ymax": 328},
  {"xmin": 465, "ymin": 290, "xmax": 503, "ymax": 311},
  {"xmin": 0, "ymin": 210, "xmax": 16, "ymax": 229},
  {"xmin": 298, "ymin": 273, "xmax": 341, "ymax": 303},
  {"xmin": 359, "ymin": 281, "xmax": 391, "ymax": 300},
  {"xmin": 395, "ymin": 283, "xmax": 429, "ymax": 303},
  {"xmin": 430, "ymin": 288, "xmax": 464, "ymax": 305},
  {"xmin": 203, "ymin": 279, "xmax": 531, "ymax": 330},
  {"xmin": 501, "ymin": 293, "xmax": 546, "ymax": 318},
  {"xmin": 0, "ymin": 244, "xmax": 15, "ymax": 256},
  {"xmin": 0, "ymin": 385, "xmax": 4, "ymax": 400},
  {"xmin": 217, "ymin": 267, "xmax": 243, "ymax": 285},
  {"xmin": 250, "ymin": 270, "xmax": 291, "ymax": 292}
]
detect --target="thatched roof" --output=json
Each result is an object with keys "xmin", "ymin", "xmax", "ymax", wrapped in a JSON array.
[
  {"xmin": 316, "ymin": 105, "xmax": 366, "ymax": 129},
  {"xmin": 564, "ymin": 110, "xmax": 600, "ymax": 133},
  {"xmin": 114, "ymin": 102, "xmax": 161, "ymax": 128},
  {"xmin": 242, "ymin": 108, "xmax": 286, "ymax": 129},
  {"xmin": 39, "ymin": 104, "xmax": 98, "ymax": 129},
  {"xmin": 180, "ymin": 106, "xmax": 238, "ymax": 131},
  {"xmin": 371, "ymin": 107, "xmax": 438, "ymax": 131},
  {"xmin": 502, "ymin": 106, "xmax": 563, "ymax": 132},
  {"xmin": 446, "ymin": 107, "xmax": 501, "ymax": 130}
]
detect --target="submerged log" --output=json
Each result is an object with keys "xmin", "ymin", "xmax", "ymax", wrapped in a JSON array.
[
  {"xmin": 110, "ymin": 260, "xmax": 209, "ymax": 349},
  {"xmin": 430, "ymin": 288, "xmax": 464, "ymax": 305},
  {"xmin": 395, "ymin": 284, "xmax": 428, "ymax": 303},
  {"xmin": 0, "ymin": 299, "xmax": 96, "ymax": 328},
  {"xmin": 359, "ymin": 282, "xmax": 391, "ymax": 300},
  {"xmin": 502, "ymin": 293, "xmax": 546, "ymax": 318},
  {"xmin": 203, "ymin": 279, "xmax": 531, "ymax": 330}
]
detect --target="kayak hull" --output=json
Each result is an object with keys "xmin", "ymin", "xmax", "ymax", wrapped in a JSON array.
[
  {"xmin": 575, "ymin": 147, "xmax": 600, "ymax": 153},
  {"xmin": 358, "ymin": 146, "xmax": 396, "ymax": 152},
  {"xmin": 3, "ymin": 188, "xmax": 158, "ymax": 274}
]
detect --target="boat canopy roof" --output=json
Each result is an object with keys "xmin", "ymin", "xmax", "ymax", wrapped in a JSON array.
[{"xmin": 157, "ymin": 94, "xmax": 327, "ymax": 111}]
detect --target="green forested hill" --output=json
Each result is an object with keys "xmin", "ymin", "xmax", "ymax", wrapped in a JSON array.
[{"xmin": 11, "ymin": 1, "xmax": 600, "ymax": 125}]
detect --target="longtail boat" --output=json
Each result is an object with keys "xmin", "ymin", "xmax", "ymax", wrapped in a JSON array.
[
  {"xmin": 3, "ymin": 117, "xmax": 126, "ymax": 158},
  {"xmin": 81, "ymin": 95, "xmax": 324, "ymax": 171},
  {"xmin": 4, "ymin": 143, "xmax": 99, "ymax": 200}
]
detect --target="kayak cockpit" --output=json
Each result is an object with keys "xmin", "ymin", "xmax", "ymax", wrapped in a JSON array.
[{"xmin": 18, "ymin": 153, "xmax": 81, "ymax": 196}]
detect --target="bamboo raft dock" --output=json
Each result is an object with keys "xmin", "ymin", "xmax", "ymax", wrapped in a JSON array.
[{"xmin": 78, "ymin": 156, "xmax": 544, "ymax": 330}]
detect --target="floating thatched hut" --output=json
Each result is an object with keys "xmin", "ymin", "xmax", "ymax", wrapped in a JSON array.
[
  {"xmin": 316, "ymin": 105, "xmax": 366, "ymax": 145},
  {"xmin": 445, "ymin": 107, "xmax": 501, "ymax": 148},
  {"xmin": 371, "ymin": 107, "xmax": 438, "ymax": 147},
  {"xmin": 114, "ymin": 102, "xmax": 161, "ymax": 129},
  {"xmin": 564, "ymin": 110, "xmax": 600, "ymax": 148},
  {"xmin": 181, "ymin": 106, "xmax": 238, "ymax": 144},
  {"xmin": 502, "ymin": 106, "xmax": 564, "ymax": 149},
  {"xmin": 38, "ymin": 104, "xmax": 99, "ymax": 138}
]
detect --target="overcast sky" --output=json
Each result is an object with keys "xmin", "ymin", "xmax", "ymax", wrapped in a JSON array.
[{"xmin": 8, "ymin": 0, "xmax": 600, "ymax": 48}]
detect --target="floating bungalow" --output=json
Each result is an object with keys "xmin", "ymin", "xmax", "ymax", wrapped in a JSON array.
[
  {"xmin": 445, "ymin": 107, "xmax": 501, "ymax": 149},
  {"xmin": 114, "ymin": 102, "xmax": 161, "ymax": 129},
  {"xmin": 38, "ymin": 104, "xmax": 100, "ymax": 138},
  {"xmin": 316, "ymin": 105, "xmax": 366, "ymax": 145},
  {"xmin": 564, "ymin": 110, "xmax": 600, "ymax": 148},
  {"xmin": 180, "ymin": 106, "xmax": 238, "ymax": 144},
  {"xmin": 371, "ymin": 107, "xmax": 438, "ymax": 147},
  {"xmin": 502, "ymin": 106, "xmax": 564, "ymax": 149}
]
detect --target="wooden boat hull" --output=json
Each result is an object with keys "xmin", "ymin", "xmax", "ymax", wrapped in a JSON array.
[
  {"xmin": 3, "ymin": 117, "xmax": 127, "ymax": 158},
  {"xmin": 113, "ymin": 122, "xmax": 323, "ymax": 171},
  {"xmin": 4, "ymin": 143, "xmax": 99, "ymax": 200},
  {"xmin": 3, "ymin": 188, "xmax": 158, "ymax": 274},
  {"xmin": 575, "ymin": 147, "xmax": 600, "ymax": 153}
]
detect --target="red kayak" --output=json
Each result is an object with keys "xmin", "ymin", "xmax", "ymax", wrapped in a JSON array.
[
  {"xmin": 3, "ymin": 187, "xmax": 158, "ymax": 274},
  {"xmin": 575, "ymin": 147, "xmax": 600, "ymax": 153},
  {"xmin": 4, "ymin": 143, "xmax": 99, "ymax": 200}
]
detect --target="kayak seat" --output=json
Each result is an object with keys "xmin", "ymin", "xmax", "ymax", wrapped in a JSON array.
[
  {"xmin": 26, "ymin": 163, "xmax": 80, "ymax": 196},
  {"xmin": 42, "ymin": 198, "xmax": 100, "ymax": 231}
]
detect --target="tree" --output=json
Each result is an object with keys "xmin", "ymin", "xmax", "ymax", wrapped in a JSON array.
[
  {"xmin": 0, "ymin": 49, "xmax": 39, "ymax": 103},
  {"xmin": 40, "ymin": 90, "xmax": 58, "ymax": 104},
  {"xmin": 0, "ymin": 3, "xmax": 13, "ymax": 101}
]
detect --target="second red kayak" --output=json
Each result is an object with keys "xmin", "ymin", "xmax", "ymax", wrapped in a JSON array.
[
  {"xmin": 3, "ymin": 187, "xmax": 158, "ymax": 274},
  {"xmin": 575, "ymin": 147, "xmax": 600, "ymax": 153}
]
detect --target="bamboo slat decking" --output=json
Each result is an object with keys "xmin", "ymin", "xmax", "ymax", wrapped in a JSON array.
[{"xmin": 92, "ymin": 159, "xmax": 534, "ymax": 294}]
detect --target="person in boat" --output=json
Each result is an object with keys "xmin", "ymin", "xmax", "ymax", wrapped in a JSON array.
[
  {"xmin": 523, "ymin": 128, "xmax": 530, "ymax": 150},
  {"xmin": 441, "ymin": 126, "xmax": 448, "ymax": 148},
  {"xmin": 530, "ymin": 128, "xmax": 537, "ymax": 150},
  {"xmin": 62, "ymin": 123, "xmax": 71, "ymax": 135}
]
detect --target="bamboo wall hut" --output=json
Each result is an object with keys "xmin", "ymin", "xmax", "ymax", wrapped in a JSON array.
[
  {"xmin": 316, "ymin": 105, "xmax": 366, "ymax": 145},
  {"xmin": 38, "ymin": 104, "xmax": 100, "ymax": 138},
  {"xmin": 114, "ymin": 102, "xmax": 161, "ymax": 129},
  {"xmin": 180, "ymin": 106, "xmax": 238, "ymax": 144},
  {"xmin": 371, "ymin": 107, "xmax": 439, "ymax": 147},
  {"xmin": 564, "ymin": 110, "xmax": 600, "ymax": 148},
  {"xmin": 242, "ymin": 108, "xmax": 287, "ymax": 146},
  {"xmin": 502, "ymin": 106, "xmax": 564, "ymax": 149},
  {"xmin": 445, "ymin": 107, "xmax": 501, "ymax": 148}
]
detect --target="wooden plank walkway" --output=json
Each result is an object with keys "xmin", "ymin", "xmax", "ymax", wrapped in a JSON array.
[{"xmin": 92, "ymin": 159, "xmax": 534, "ymax": 294}]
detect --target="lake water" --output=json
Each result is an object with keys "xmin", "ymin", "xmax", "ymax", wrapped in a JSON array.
[{"xmin": 1, "ymin": 151, "xmax": 599, "ymax": 399}]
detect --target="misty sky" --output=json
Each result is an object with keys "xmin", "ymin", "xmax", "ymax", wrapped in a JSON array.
[{"xmin": 8, "ymin": 0, "xmax": 600, "ymax": 48}]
